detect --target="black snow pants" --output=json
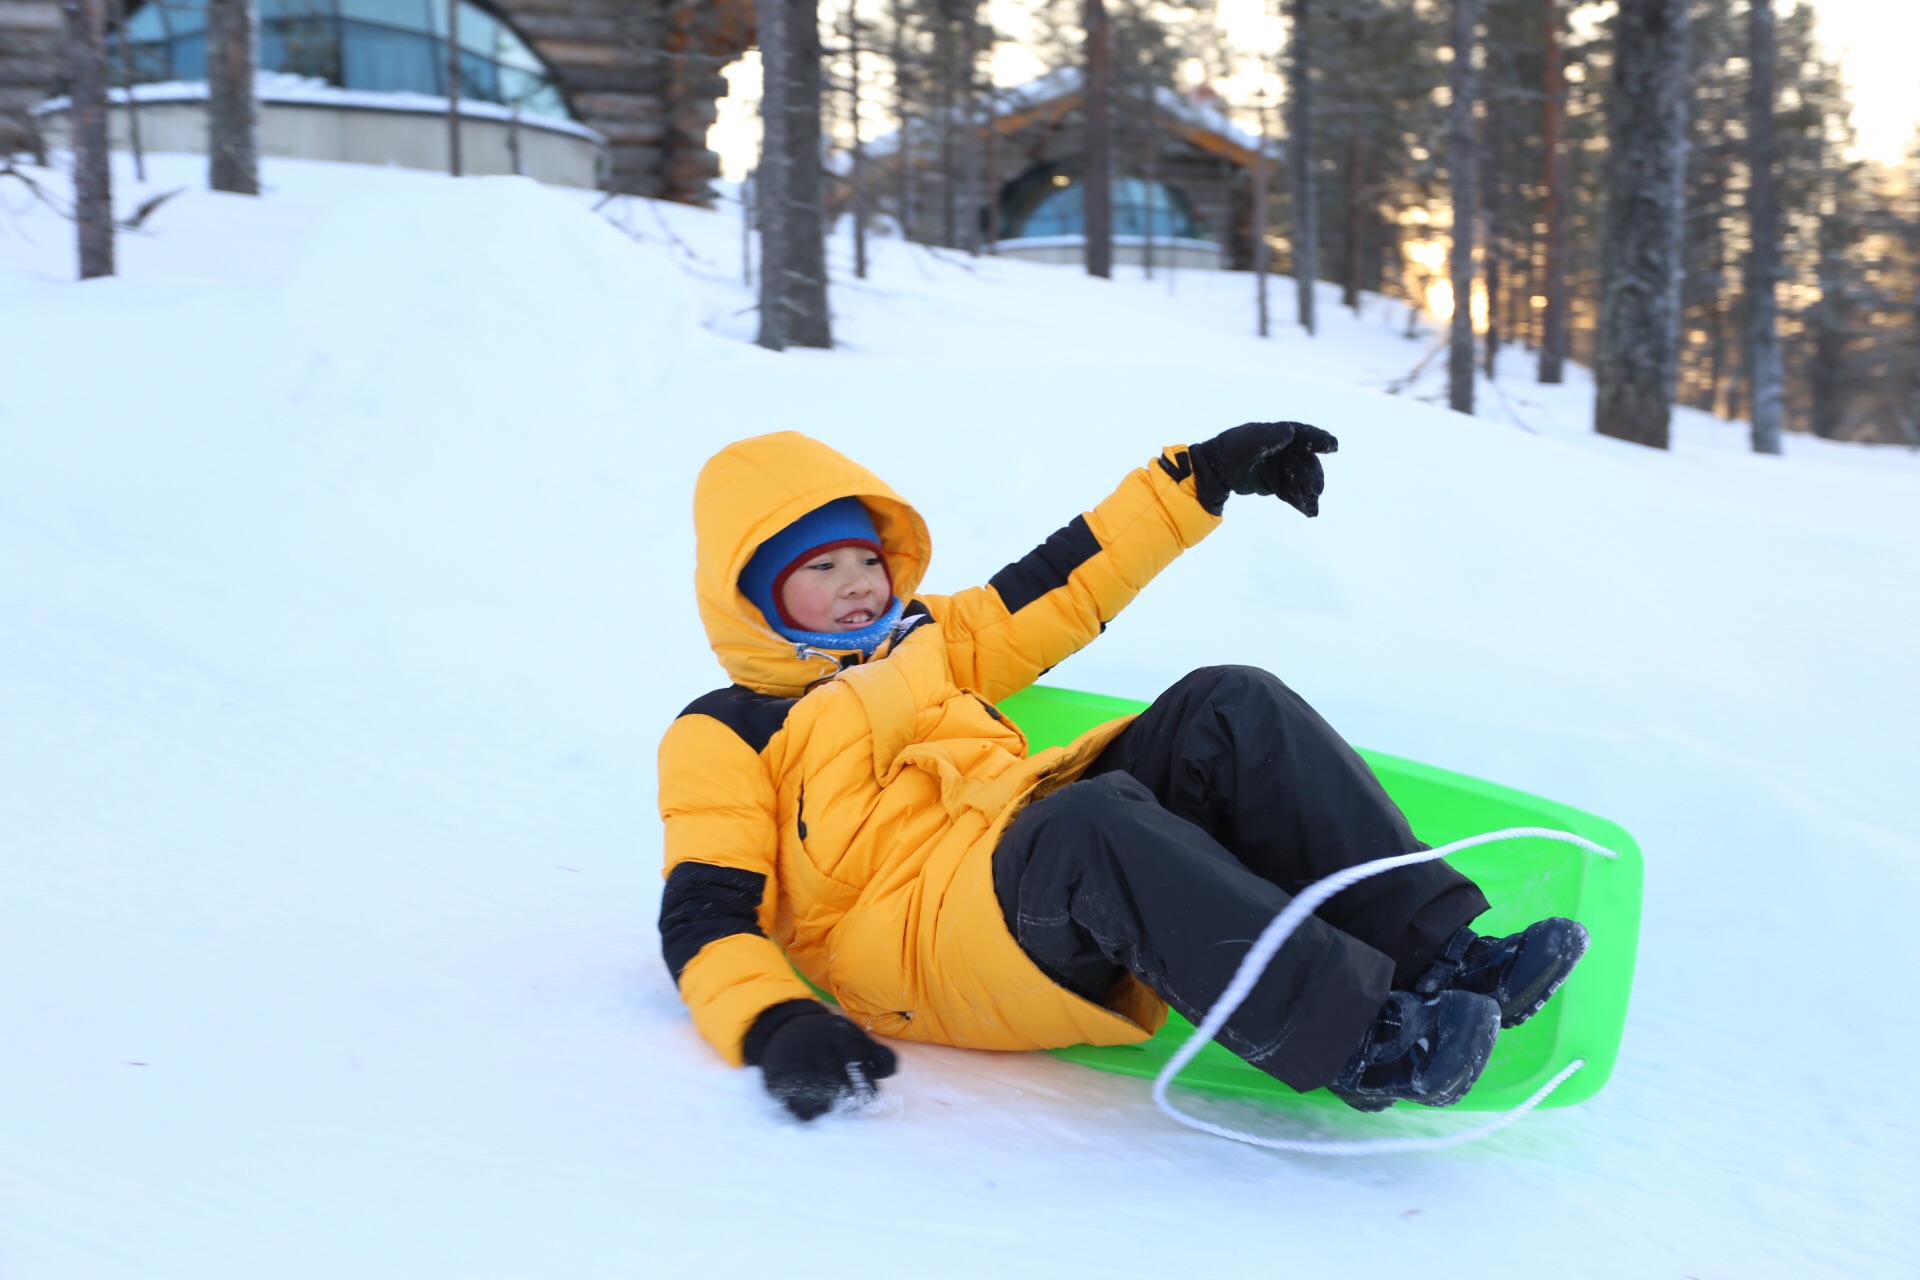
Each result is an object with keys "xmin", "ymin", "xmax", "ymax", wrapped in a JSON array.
[{"xmin": 993, "ymin": 665, "xmax": 1491, "ymax": 1092}]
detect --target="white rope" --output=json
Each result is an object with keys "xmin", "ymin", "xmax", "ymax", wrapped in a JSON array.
[{"xmin": 1151, "ymin": 826, "xmax": 1620, "ymax": 1156}]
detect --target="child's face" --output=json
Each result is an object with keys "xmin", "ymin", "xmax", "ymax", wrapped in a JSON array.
[{"xmin": 780, "ymin": 547, "xmax": 891, "ymax": 633}]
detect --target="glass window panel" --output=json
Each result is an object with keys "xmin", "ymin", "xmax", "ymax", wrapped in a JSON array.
[
  {"xmin": 169, "ymin": 30, "xmax": 206, "ymax": 80},
  {"xmin": 264, "ymin": 15, "xmax": 343, "ymax": 81},
  {"xmin": 499, "ymin": 67, "xmax": 566, "ymax": 118},
  {"xmin": 1017, "ymin": 179, "xmax": 1204, "ymax": 240},
  {"xmin": 343, "ymin": 0, "xmax": 433, "ymax": 27},
  {"xmin": 121, "ymin": 6, "xmax": 169, "ymax": 40},
  {"xmin": 496, "ymin": 64, "xmax": 535, "ymax": 103},
  {"xmin": 338, "ymin": 0, "xmax": 427, "ymax": 27},
  {"xmin": 1112, "ymin": 177, "xmax": 1143, "ymax": 237},
  {"xmin": 113, "ymin": 0, "xmax": 572, "ymax": 118},
  {"xmin": 1167, "ymin": 188, "xmax": 1209, "ymax": 240},
  {"xmin": 259, "ymin": 0, "xmax": 336, "ymax": 21},
  {"xmin": 521, "ymin": 83, "xmax": 565, "ymax": 119},
  {"xmin": 131, "ymin": 0, "xmax": 206, "ymax": 37},
  {"xmin": 456, "ymin": 8, "xmax": 498, "ymax": 55},
  {"xmin": 340, "ymin": 21, "xmax": 441, "ymax": 93},
  {"xmin": 117, "ymin": 40, "xmax": 175, "ymax": 83},
  {"xmin": 495, "ymin": 35, "xmax": 540, "ymax": 72},
  {"xmin": 456, "ymin": 48, "xmax": 498, "ymax": 102},
  {"xmin": 1020, "ymin": 183, "xmax": 1083, "ymax": 238}
]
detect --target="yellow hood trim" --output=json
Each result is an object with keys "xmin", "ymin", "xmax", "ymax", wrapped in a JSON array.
[{"xmin": 693, "ymin": 432, "xmax": 933, "ymax": 697}]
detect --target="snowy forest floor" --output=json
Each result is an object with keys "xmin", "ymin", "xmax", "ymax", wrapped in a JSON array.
[{"xmin": 3, "ymin": 154, "xmax": 1917, "ymax": 1279}]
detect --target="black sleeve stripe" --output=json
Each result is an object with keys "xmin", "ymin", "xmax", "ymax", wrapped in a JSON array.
[
  {"xmin": 987, "ymin": 514, "xmax": 1102, "ymax": 615},
  {"xmin": 1157, "ymin": 449, "xmax": 1194, "ymax": 484},
  {"xmin": 678, "ymin": 685, "xmax": 797, "ymax": 754},
  {"xmin": 659, "ymin": 862, "xmax": 768, "ymax": 982}
]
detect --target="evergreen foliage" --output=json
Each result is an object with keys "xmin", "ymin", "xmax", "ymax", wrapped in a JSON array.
[{"xmin": 802, "ymin": 0, "xmax": 1919, "ymax": 439}]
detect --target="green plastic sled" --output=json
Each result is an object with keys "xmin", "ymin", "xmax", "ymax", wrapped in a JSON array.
[{"xmin": 996, "ymin": 684, "xmax": 1643, "ymax": 1112}]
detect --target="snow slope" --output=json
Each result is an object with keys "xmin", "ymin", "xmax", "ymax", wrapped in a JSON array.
[{"xmin": 3, "ymin": 154, "xmax": 1917, "ymax": 1279}]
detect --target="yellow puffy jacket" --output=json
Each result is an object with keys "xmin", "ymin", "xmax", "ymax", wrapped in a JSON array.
[{"xmin": 658, "ymin": 431, "xmax": 1221, "ymax": 1064}]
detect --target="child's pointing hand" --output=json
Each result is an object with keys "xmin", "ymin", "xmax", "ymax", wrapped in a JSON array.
[{"xmin": 1189, "ymin": 421, "xmax": 1340, "ymax": 518}]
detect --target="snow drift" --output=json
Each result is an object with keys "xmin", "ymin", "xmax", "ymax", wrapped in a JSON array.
[{"xmin": 2, "ymin": 154, "xmax": 1916, "ymax": 1279}]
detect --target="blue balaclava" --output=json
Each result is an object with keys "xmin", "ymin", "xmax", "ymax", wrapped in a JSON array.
[{"xmin": 739, "ymin": 497, "xmax": 905, "ymax": 658}]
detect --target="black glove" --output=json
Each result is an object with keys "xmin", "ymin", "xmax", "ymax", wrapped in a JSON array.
[
  {"xmin": 742, "ymin": 1000, "xmax": 898, "ymax": 1122},
  {"xmin": 1187, "ymin": 421, "xmax": 1339, "ymax": 517}
]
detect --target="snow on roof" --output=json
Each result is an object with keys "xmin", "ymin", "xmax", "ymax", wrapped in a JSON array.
[
  {"xmin": 35, "ymin": 73, "xmax": 606, "ymax": 144},
  {"xmin": 865, "ymin": 68, "xmax": 1271, "ymax": 163}
]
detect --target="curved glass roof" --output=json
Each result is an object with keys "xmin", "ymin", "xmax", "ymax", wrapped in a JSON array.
[
  {"xmin": 1014, "ymin": 177, "xmax": 1208, "ymax": 242},
  {"xmin": 118, "ymin": 0, "xmax": 570, "ymax": 120}
]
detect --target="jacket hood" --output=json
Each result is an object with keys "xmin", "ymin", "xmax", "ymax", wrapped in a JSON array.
[{"xmin": 693, "ymin": 432, "xmax": 932, "ymax": 696}]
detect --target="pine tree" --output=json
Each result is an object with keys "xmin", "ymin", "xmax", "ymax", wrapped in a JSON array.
[
  {"xmin": 1445, "ymin": 0, "xmax": 1477, "ymax": 414},
  {"xmin": 62, "ymin": 0, "xmax": 112, "ymax": 279},
  {"xmin": 1083, "ymin": 0, "xmax": 1113, "ymax": 278},
  {"xmin": 1287, "ymin": 0, "xmax": 1317, "ymax": 334},
  {"xmin": 788, "ymin": 0, "xmax": 832, "ymax": 345},
  {"xmin": 1302, "ymin": 0, "xmax": 1445, "ymax": 315},
  {"xmin": 1538, "ymin": 0, "xmax": 1569, "ymax": 383},
  {"xmin": 1594, "ymin": 0, "xmax": 1689, "ymax": 449},
  {"xmin": 1745, "ymin": 0, "xmax": 1784, "ymax": 453},
  {"xmin": 206, "ymin": 0, "xmax": 259, "ymax": 195}
]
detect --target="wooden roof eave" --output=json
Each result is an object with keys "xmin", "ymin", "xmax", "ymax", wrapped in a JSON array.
[
  {"xmin": 986, "ymin": 90, "xmax": 1262, "ymax": 171},
  {"xmin": 991, "ymin": 90, "xmax": 1083, "ymax": 138}
]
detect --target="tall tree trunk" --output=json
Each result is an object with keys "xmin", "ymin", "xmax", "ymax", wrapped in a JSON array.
[
  {"xmin": 847, "ymin": 0, "xmax": 867, "ymax": 279},
  {"xmin": 1706, "ymin": 253, "xmax": 1727, "ymax": 414},
  {"xmin": 1808, "ymin": 161, "xmax": 1848, "ymax": 438},
  {"xmin": 1538, "ymin": 0, "xmax": 1568, "ymax": 383},
  {"xmin": 1482, "ymin": 109, "xmax": 1502, "ymax": 380},
  {"xmin": 936, "ymin": 20, "xmax": 954, "ymax": 247},
  {"xmin": 1446, "ymin": 0, "xmax": 1477, "ymax": 414},
  {"xmin": 1745, "ymin": 0, "xmax": 1783, "ymax": 453},
  {"xmin": 1141, "ymin": 82, "xmax": 1156, "ymax": 280},
  {"xmin": 1595, "ymin": 0, "xmax": 1689, "ymax": 449},
  {"xmin": 1082, "ymin": 0, "xmax": 1112, "ymax": 278},
  {"xmin": 205, "ymin": 0, "xmax": 258, "ymax": 195},
  {"xmin": 743, "ymin": 169, "xmax": 755, "ymax": 286},
  {"xmin": 984, "ymin": 81, "xmax": 999, "ymax": 250},
  {"xmin": 959, "ymin": 6, "xmax": 980, "ymax": 254},
  {"xmin": 784, "ymin": 0, "xmax": 832, "ymax": 346},
  {"xmin": 1905, "ymin": 294, "xmax": 1920, "ymax": 447},
  {"xmin": 63, "ymin": 0, "xmax": 113, "ymax": 278},
  {"xmin": 1254, "ymin": 94, "xmax": 1271, "ymax": 337},
  {"xmin": 1342, "ymin": 130, "xmax": 1362, "ymax": 312},
  {"xmin": 757, "ymin": 0, "xmax": 791, "ymax": 349},
  {"xmin": 890, "ymin": 0, "xmax": 913, "ymax": 242},
  {"xmin": 1286, "ymin": 0, "xmax": 1315, "ymax": 334},
  {"xmin": 445, "ymin": 0, "xmax": 462, "ymax": 176}
]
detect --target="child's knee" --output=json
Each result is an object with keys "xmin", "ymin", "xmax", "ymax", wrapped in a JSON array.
[
  {"xmin": 1168, "ymin": 664, "xmax": 1302, "ymax": 715},
  {"xmin": 1019, "ymin": 772, "xmax": 1158, "ymax": 859}
]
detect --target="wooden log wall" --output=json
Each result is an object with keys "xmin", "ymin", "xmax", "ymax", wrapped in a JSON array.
[{"xmin": 503, "ymin": 0, "xmax": 751, "ymax": 202}]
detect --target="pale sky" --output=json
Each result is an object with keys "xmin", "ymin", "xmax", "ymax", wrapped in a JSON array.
[
  {"xmin": 710, "ymin": 0, "xmax": 1918, "ymax": 180},
  {"xmin": 1804, "ymin": 0, "xmax": 1919, "ymax": 162}
]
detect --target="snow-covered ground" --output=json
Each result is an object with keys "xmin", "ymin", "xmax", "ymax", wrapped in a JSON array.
[{"xmin": 4, "ymin": 153, "xmax": 1917, "ymax": 1279}]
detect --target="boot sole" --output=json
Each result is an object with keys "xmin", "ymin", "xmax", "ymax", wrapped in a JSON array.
[{"xmin": 1500, "ymin": 924, "xmax": 1592, "ymax": 1029}]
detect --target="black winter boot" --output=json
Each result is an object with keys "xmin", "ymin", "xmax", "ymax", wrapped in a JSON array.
[
  {"xmin": 1329, "ymin": 990, "xmax": 1501, "ymax": 1112},
  {"xmin": 1413, "ymin": 918, "xmax": 1591, "ymax": 1029}
]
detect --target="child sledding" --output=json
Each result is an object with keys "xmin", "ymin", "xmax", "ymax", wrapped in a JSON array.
[{"xmin": 658, "ymin": 426, "xmax": 1587, "ymax": 1120}]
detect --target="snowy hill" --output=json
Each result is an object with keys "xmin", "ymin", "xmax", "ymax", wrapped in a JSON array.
[{"xmin": 3, "ymin": 154, "xmax": 1917, "ymax": 1279}]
